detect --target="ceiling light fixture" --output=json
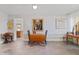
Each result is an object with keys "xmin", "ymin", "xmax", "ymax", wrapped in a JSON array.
[{"xmin": 33, "ymin": 4, "xmax": 37, "ymax": 10}]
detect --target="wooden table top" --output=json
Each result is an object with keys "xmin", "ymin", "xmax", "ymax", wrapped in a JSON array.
[
  {"xmin": 29, "ymin": 34, "xmax": 45, "ymax": 42},
  {"xmin": 30, "ymin": 34, "xmax": 45, "ymax": 36},
  {"xmin": 67, "ymin": 34, "xmax": 79, "ymax": 38}
]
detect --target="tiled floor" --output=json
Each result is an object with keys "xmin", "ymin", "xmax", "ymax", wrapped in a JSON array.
[{"xmin": 0, "ymin": 39, "xmax": 79, "ymax": 55}]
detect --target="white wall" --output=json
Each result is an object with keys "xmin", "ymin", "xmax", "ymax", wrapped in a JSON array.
[
  {"xmin": 8, "ymin": 13, "xmax": 79, "ymax": 41},
  {"xmin": 69, "ymin": 11, "xmax": 79, "ymax": 26},
  {"xmin": 0, "ymin": 12, "xmax": 8, "ymax": 43},
  {"xmin": 0, "ymin": 12, "xmax": 8, "ymax": 34},
  {"xmin": 66, "ymin": 16, "xmax": 74, "ymax": 32},
  {"xmin": 23, "ymin": 15, "xmax": 68, "ymax": 41},
  {"xmin": 7, "ymin": 14, "xmax": 70, "ymax": 41},
  {"xmin": 0, "ymin": 6, "xmax": 78, "ymax": 41},
  {"xmin": 67, "ymin": 11, "xmax": 79, "ymax": 32},
  {"xmin": 7, "ymin": 14, "xmax": 71, "ymax": 41}
]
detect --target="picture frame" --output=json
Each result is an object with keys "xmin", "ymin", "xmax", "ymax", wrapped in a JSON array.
[
  {"xmin": 55, "ymin": 16, "xmax": 66, "ymax": 29},
  {"xmin": 32, "ymin": 19, "xmax": 43, "ymax": 31},
  {"xmin": 7, "ymin": 20, "xmax": 14, "ymax": 29}
]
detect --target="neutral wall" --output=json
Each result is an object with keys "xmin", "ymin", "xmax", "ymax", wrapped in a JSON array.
[
  {"xmin": 23, "ymin": 16, "xmax": 68, "ymax": 41},
  {"xmin": 0, "ymin": 12, "xmax": 8, "ymax": 34},
  {"xmin": 67, "ymin": 11, "xmax": 79, "ymax": 32},
  {"xmin": 69, "ymin": 11, "xmax": 79, "ymax": 25},
  {"xmin": 0, "ymin": 12, "xmax": 8, "ymax": 43},
  {"xmin": 0, "ymin": 14, "xmax": 69, "ymax": 41},
  {"xmin": 9, "ymin": 15, "xmax": 79, "ymax": 41},
  {"xmin": 0, "ymin": 10, "xmax": 78, "ymax": 41}
]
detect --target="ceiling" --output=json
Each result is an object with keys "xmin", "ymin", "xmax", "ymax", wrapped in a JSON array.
[{"xmin": 0, "ymin": 4, "xmax": 79, "ymax": 16}]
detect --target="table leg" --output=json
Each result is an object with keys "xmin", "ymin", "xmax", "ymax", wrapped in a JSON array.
[
  {"xmin": 77, "ymin": 39, "xmax": 78, "ymax": 45},
  {"xmin": 45, "ymin": 40, "xmax": 47, "ymax": 45},
  {"xmin": 66, "ymin": 36, "xmax": 68, "ymax": 44}
]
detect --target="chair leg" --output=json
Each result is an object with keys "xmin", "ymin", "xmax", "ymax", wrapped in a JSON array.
[
  {"xmin": 45, "ymin": 40, "xmax": 47, "ymax": 45},
  {"xmin": 28, "ymin": 41, "xmax": 30, "ymax": 45}
]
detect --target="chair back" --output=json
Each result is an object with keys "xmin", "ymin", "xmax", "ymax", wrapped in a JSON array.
[
  {"xmin": 27, "ymin": 30, "xmax": 30, "ymax": 40},
  {"xmin": 45, "ymin": 30, "xmax": 48, "ymax": 39}
]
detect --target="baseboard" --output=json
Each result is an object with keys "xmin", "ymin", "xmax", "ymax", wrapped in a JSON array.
[
  {"xmin": 24, "ymin": 37, "xmax": 63, "ymax": 41},
  {"xmin": 46, "ymin": 37, "xmax": 63, "ymax": 41}
]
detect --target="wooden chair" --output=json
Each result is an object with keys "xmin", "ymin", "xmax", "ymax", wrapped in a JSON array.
[
  {"xmin": 1, "ymin": 32, "xmax": 14, "ymax": 43},
  {"xmin": 45, "ymin": 30, "xmax": 48, "ymax": 45},
  {"xmin": 27, "ymin": 30, "xmax": 31, "ymax": 45},
  {"xmin": 27, "ymin": 30, "xmax": 48, "ymax": 46},
  {"xmin": 27, "ymin": 30, "xmax": 36, "ymax": 45},
  {"xmin": 63, "ymin": 32, "xmax": 74, "ymax": 43}
]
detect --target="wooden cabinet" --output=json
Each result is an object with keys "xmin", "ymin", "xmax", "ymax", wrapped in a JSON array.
[{"xmin": 17, "ymin": 31, "xmax": 23, "ymax": 38}]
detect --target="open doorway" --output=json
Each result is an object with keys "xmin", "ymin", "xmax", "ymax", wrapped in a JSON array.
[
  {"xmin": 15, "ymin": 18, "xmax": 23, "ymax": 39},
  {"xmin": 16, "ymin": 24, "xmax": 23, "ymax": 38}
]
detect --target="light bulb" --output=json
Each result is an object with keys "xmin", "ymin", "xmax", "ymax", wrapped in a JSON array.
[{"xmin": 33, "ymin": 5, "xmax": 37, "ymax": 10}]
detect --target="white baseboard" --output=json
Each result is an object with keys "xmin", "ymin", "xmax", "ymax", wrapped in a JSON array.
[
  {"xmin": 46, "ymin": 37, "xmax": 63, "ymax": 41},
  {"xmin": 24, "ymin": 37, "xmax": 63, "ymax": 41},
  {"xmin": 46, "ymin": 38, "xmax": 63, "ymax": 41}
]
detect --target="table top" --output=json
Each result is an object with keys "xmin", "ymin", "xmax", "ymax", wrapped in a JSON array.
[
  {"xmin": 30, "ymin": 34, "xmax": 45, "ymax": 36},
  {"xmin": 67, "ymin": 34, "xmax": 79, "ymax": 38}
]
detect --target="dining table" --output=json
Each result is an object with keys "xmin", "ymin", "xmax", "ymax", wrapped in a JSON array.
[{"xmin": 29, "ymin": 34, "xmax": 46, "ymax": 44}]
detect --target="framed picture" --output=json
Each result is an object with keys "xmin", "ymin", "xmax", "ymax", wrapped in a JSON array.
[
  {"xmin": 7, "ymin": 20, "xmax": 14, "ymax": 29},
  {"xmin": 33, "ymin": 19, "xmax": 43, "ymax": 31},
  {"xmin": 55, "ymin": 16, "xmax": 66, "ymax": 29}
]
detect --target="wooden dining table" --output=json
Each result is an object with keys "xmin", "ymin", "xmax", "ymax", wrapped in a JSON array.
[{"xmin": 29, "ymin": 34, "xmax": 46, "ymax": 44}]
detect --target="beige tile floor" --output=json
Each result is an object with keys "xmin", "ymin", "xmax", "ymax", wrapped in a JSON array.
[{"xmin": 0, "ymin": 39, "xmax": 79, "ymax": 55}]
